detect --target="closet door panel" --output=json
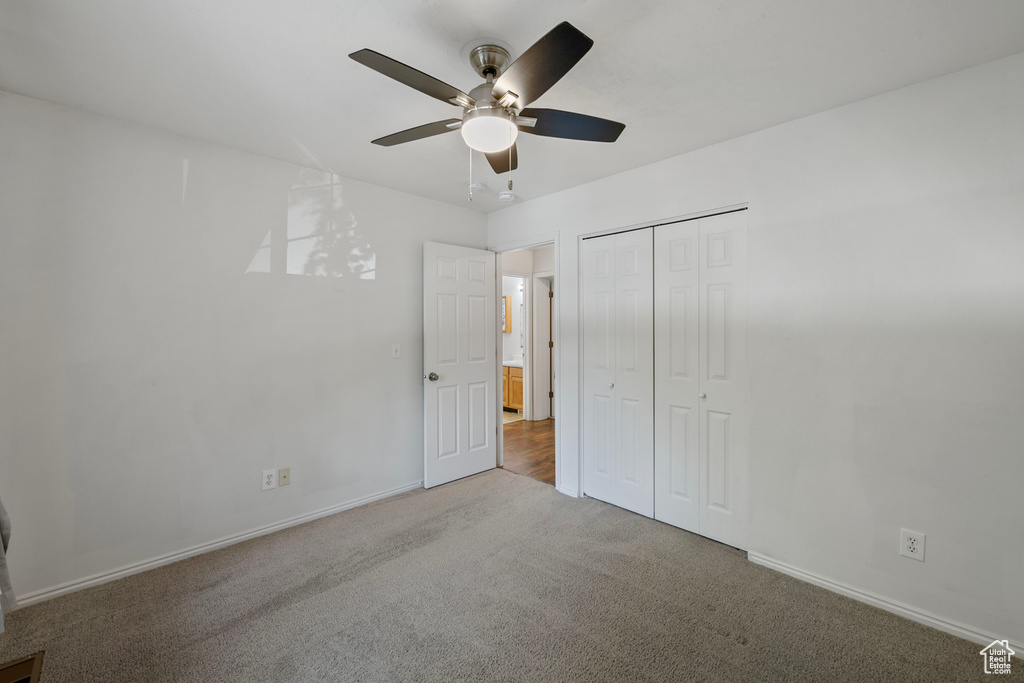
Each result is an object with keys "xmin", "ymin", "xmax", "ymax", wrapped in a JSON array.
[
  {"xmin": 611, "ymin": 230, "xmax": 654, "ymax": 516},
  {"xmin": 591, "ymin": 394, "xmax": 613, "ymax": 478},
  {"xmin": 654, "ymin": 222, "xmax": 700, "ymax": 530},
  {"xmin": 582, "ymin": 230, "xmax": 654, "ymax": 517},
  {"xmin": 698, "ymin": 211, "xmax": 749, "ymax": 549},
  {"xmin": 582, "ymin": 237, "xmax": 617, "ymax": 505}
]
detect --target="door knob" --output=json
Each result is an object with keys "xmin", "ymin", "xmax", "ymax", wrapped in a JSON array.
[
  {"xmin": 609, "ymin": 383, "xmax": 615, "ymax": 389},
  {"xmin": 428, "ymin": 372, "xmax": 439, "ymax": 382},
  {"xmin": 699, "ymin": 392, "xmax": 707, "ymax": 399}
]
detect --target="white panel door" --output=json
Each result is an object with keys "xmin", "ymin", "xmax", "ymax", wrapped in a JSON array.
[
  {"xmin": 423, "ymin": 242, "xmax": 496, "ymax": 488},
  {"xmin": 582, "ymin": 230, "xmax": 654, "ymax": 517},
  {"xmin": 697, "ymin": 211, "xmax": 749, "ymax": 549},
  {"xmin": 654, "ymin": 221, "xmax": 700, "ymax": 532},
  {"xmin": 582, "ymin": 236, "xmax": 616, "ymax": 505}
]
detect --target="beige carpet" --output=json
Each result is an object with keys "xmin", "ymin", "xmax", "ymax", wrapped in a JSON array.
[{"xmin": 0, "ymin": 469, "xmax": 1015, "ymax": 682}]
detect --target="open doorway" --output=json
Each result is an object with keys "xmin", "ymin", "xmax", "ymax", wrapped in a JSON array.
[
  {"xmin": 500, "ymin": 274, "xmax": 526, "ymax": 425},
  {"xmin": 499, "ymin": 243, "xmax": 555, "ymax": 487}
]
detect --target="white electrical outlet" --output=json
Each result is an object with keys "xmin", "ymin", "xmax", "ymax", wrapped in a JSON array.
[
  {"xmin": 392, "ymin": 343, "xmax": 401, "ymax": 358},
  {"xmin": 278, "ymin": 467, "xmax": 290, "ymax": 486},
  {"xmin": 262, "ymin": 469, "xmax": 277, "ymax": 491},
  {"xmin": 900, "ymin": 528, "xmax": 925, "ymax": 561}
]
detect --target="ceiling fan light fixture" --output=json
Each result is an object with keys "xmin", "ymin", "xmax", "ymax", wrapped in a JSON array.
[{"xmin": 460, "ymin": 107, "xmax": 518, "ymax": 153}]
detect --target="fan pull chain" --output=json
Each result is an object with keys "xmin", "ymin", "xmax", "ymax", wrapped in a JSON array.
[
  {"xmin": 507, "ymin": 121, "xmax": 513, "ymax": 191},
  {"xmin": 468, "ymin": 146, "xmax": 473, "ymax": 202}
]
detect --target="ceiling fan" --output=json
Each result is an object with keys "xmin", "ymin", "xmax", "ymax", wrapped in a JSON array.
[{"xmin": 349, "ymin": 22, "xmax": 625, "ymax": 176}]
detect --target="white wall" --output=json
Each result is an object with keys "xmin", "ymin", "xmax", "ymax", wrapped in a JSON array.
[
  {"xmin": 500, "ymin": 249, "xmax": 534, "ymax": 275},
  {"xmin": 488, "ymin": 53, "xmax": 1024, "ymax": 646},
  {"xmin": 531, "ymin": 244, "xmax": 554, "ymax": 274},
  {"xmin": 0, "ymin": 91, "xmax": 487, "ymax": 599}
]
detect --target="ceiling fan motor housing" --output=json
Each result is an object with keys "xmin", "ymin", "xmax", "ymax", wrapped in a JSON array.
[{"xmin": 469, "ymin": 45, "xmax": 511, "ymax": 79}]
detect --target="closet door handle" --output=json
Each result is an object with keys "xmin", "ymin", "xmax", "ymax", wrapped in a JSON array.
[
  {"xmin": 699, "ymin": 392, "xmax": 707, "ymax": 399},
  {"xmin": 609, "ymin": 383, "xmax": 615, "ymax": 389}
]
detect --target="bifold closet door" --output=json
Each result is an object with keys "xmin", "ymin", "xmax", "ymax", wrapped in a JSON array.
[
  {"xmin": 654, "ymin": 211, "xmax": 748, "ymax": 549},
  {"xmin": 653, "ymin": 221, "xmax": 700, "ymax": 532},
  {"xmin": 581, "ymin": 229, "xmax": 654, "ymax": 517}
]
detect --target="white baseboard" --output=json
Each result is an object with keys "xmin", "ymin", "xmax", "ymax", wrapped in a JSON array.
[
  {"xmin": 556, "ymin": 485, "xmax": 579, "ymax": 498},
  {"xmin": 17, "ymin": 480, "xmax": 423, "ymax": 607},
  {"xmin": 747, "ymin": 552, "xmax": 1022, "ymax": 654}
]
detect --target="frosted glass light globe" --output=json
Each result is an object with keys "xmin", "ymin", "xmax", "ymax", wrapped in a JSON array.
[{"xmin": 461, "ymin": 109, "xmax": 518, "ymax": 153}]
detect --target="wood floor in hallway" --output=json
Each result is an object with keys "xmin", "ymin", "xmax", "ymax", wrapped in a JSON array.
[{"xmin": 501, "ymin": 418, "xmax": 555, "ymax": 486}]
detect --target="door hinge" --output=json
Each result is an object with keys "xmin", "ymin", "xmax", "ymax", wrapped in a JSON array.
[
  {"xmin": 548, "ymin": 341, "xmax": 554, "ymax": 348},
  {"xmin": 548, "ymin": 290, "xmax": 554, "ymax": 298},
  {"xmin": 549, "ymin": 391, "xmax": 554, "ymax": 398}
]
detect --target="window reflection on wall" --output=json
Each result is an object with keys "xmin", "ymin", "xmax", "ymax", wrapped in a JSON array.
[{"xmin": 246, "ymin": 168, "xmax": 375, "ymax": 279}]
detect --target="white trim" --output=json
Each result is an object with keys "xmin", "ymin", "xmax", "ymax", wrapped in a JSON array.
[
  {"xmin": 489, "ymin": 231, "xmax": 560, "ymax": 256},
  {"xmin": 576, "ymin": 204, "xmax": 750, "ymax": 243},
  {"xmin": 16, "ymin": 480, "xmax": 423, "ymax": 607},
  {"xmin": 576, "ymin": 232, "xmax": 586, "ymax": 499},
  {"xmin": 748, "ymin": 552, "xmax": 1023, "ymax": 653},
  {"xmin": 495, "ymin": 251, "xmax": 505, "ymax": 468},
  {"xmin": 556, "ymin": 486, "xmax": 579, "ymax": 498}
]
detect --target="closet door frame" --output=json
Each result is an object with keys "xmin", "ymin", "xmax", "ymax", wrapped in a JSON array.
[{"xmin": 578, "ymin": 205, "xmax": 749, "ymax": 547}]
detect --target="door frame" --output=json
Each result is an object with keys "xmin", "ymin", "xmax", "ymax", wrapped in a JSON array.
[
  {"xmin": 531, "ymin": 271, "xmax": 554, "ymax": 420},
  {"xmin": 492, "ymin": 233, "xmax": 560, "ymax": 487}
]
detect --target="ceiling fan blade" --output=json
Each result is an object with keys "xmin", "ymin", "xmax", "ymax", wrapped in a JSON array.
[
  {"xmin": 350, "ymin": 49, "xmax": 473, "ymax": 106},
  {"xmin": 371, "ymin": 119, "xmax": 461, "ymax": 147},
  {"xmin": 485, "ymin": 143, "xmax": 518, "ymax": 174},
  {"xmin": 518, "ymin": 108, "xmax": 625, "ymax": 142},
  {"xmin": 492, "ymin": 22, "xmax": 593, "ymax": 109}
]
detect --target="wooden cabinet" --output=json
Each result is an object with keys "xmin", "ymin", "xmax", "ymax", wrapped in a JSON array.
[
  {"xmin": 502, "ymin": 365, "xmax": 524, "ymax": 410},
  {"xmin": 502, "ymin": 366, "xmax": 510, "ymax": 407},
  {"xmin": 509, "ymin": 366, "xmax": 523, "ymax": 410}
]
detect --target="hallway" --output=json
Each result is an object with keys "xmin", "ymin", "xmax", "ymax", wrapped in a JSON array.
[{"xmin": 501, "ymin": 419, "xmax": 555, "ymax": 486}]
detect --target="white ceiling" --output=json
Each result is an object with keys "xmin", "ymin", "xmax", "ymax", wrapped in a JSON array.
[{"xmin": 3, "ymin": 1, "xmax": 1024, "ymax": 212}]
